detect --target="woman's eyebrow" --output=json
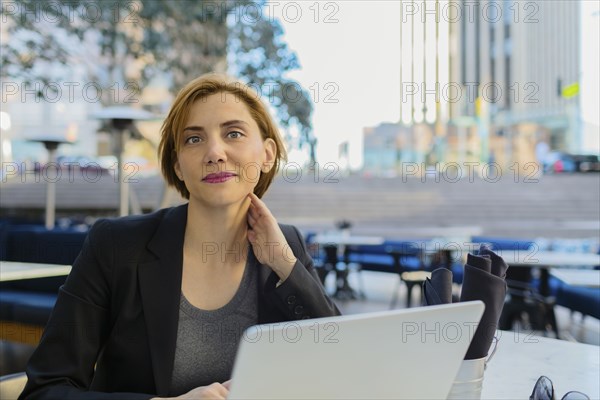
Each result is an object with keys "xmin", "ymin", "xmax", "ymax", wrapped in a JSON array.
[
  {"xmin": 182, "ymin": 126, "xmax": 204, "ymax": 133},
  {"xmin": 183, "ymin": 120, "xmax": 249, "ymax": 133},
  {"xmin": 220, "ymin": 120, "xmax": 250, "ymax": 128}
]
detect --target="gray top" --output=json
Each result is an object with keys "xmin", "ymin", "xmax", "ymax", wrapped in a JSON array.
[{"xmin": 169, "ymin": 258, "xmax": 259, "ymax": 396}]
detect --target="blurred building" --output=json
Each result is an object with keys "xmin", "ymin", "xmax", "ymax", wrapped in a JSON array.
[
  {"xmin": 363, "ymin": 122, "xmax": 442, "ymax": 176},
  {"xmin": 395, "ymin": 0, "xmax": 598, "ymax": 172},
  {"xmin": 579, "ymin": 1, "xmax": 600, "ymax": 155},
  {"xmin": 363, "ymin": 123, "xmax": 402, "ymax": 176},
  {"xmin": 469, "ymin": 0, "xmax": 585, "ymax": 167}
]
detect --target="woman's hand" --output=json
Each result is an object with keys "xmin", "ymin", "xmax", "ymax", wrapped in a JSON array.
[
  {"xmin": 246, "ymin": 192, "xmax": 297, "ymax": 281},
  {"xmin": 154, "ymin": 380, "xmax": 231, "ymax": 400}
]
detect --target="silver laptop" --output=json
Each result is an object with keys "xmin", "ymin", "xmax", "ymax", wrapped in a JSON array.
[{"xmin": 228, "ymin": 301, "xmax": 485, "ymax": 400}]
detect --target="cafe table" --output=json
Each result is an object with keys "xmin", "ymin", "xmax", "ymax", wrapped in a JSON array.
[
  {"xmin": 549, "ymin": 269, "xmax": 600, "ymax": 288},
  {"xmin": 482, "ymin": 332, "xmax": 599, "ymax": 399},
  {"xmin": 500, "ymin": 250, "xmax": 600, "ymax": 269},
  {"xmin": 498, "ymin": 251, "xmax": 600, "ymax": 296},
  {"xmin": 311, "ymin": 234, "xmax": 385, "ymax": 299},
  {"xmin": 0, "ymin": 261, "xmax": 72, "ymax": 282},
  {"xmin": 312, "ymin": 234, "xmax": 385, "ymax": 246}
]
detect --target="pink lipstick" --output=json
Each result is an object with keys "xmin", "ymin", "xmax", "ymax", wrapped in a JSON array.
[{"xmin": 202, "ymin": 172, "xmax": 237, "ymax": 183}]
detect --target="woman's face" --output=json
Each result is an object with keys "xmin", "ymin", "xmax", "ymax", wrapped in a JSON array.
[{"xmin": 174, "ymin": 92, "xmax": 276, "ymax": 208}]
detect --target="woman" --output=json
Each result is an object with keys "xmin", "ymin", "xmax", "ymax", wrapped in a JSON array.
[{"xmin": 19, "ymin": 74, "xmax": 340, "ymax": 400}]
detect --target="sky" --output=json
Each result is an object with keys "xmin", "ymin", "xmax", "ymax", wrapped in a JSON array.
[
  {"xmin": 580, "ymin": 0, "xmax": 600, "ymax": 153},
  {"xmin": 274, "ymin": 1, "xmax": 401, "ymax": 169}
]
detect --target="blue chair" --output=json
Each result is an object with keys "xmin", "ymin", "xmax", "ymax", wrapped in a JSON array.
[
  {"xmin": 4, "ymin": 225, "xmax": 87, "ymax": 265},
  {"xmin": 0, "ymin": 224, "xmax": 88, "ymax": 345},
  {"xmin": 556, "ymin": 285, "xmax": 600, "ymax": 320},
  {"xmin": 471, "ymin": 236, "xmax": 535, "ymax": 252}
]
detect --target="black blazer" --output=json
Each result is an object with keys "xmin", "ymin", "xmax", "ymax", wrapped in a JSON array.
[{"xmin": 20, "ymin": 204, "xmax": 340, "ymax": 400}]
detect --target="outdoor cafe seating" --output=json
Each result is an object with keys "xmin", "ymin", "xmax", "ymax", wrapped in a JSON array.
[
  {"xmin": 0, "ymin": 221, "xmax": 87, "ymax": 345},
  {"xmin": 1, "ymin": 219, "xmax": 599, "ymax": 384},
  {"xmin": 308, "ymin": 235, "xmax": 464, "ymax": 307},
  {"xmin": 307, "ymin": 231, "xmax": 600, "ymax": 335}
]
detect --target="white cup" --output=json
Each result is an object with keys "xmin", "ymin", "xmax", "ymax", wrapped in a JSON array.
[
  {"xmin": 447, "ymin": 336, "xmax": 499, "ymax": 400},
  {"xmin": 447, "ymin": 357, "xmax": 486, "ymax": 399}
]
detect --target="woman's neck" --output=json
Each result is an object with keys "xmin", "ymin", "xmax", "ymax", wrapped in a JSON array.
[{"xmin": 184, "ymin": 198, "xmax": 250, "ymax": 266}]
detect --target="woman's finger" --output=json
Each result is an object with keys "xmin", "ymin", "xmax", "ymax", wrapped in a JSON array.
[
  {"xmin": 247, "ymin": 229, "xmax": 256, "ymax": 243},
  {"xmin": 248, "ymin": 202, "xmax": 263, "ymax": 221},
  {"xmin": 248, "ymin": 193, "xmax": 271, "ymax": 216},
  {"xmin": 248, "ymin": 202, "xmax": 260, "ymax": 217},
  {"xmin": 248, "ymin": 210, "xmax": 262, "ymax": 228},
  {"xmin": 216, "ymin": 383, "xmax": 229, "ymax": 397}
]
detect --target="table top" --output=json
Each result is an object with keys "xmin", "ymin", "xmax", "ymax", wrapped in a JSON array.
[
  {"xmin": 0, "ymin": 261, "xmax": 72, "ymax": 282},
  {"xmin": 422, "ymin": 243, "xmax": 600, "ymax": 266},
  {"xmin": 498, "ymin": 250, "xmax": 600, "ymax": 268},
  {"xmin": 549, "ymin": 269, "xmax": 600, "ymax": 287},
  {"xmin": 482, "ymin": 332, "xmax": 600, "ymax": 399},
  {"xmin": 312, "ymin": 234, "xmax": 385, "ymax": 246}
]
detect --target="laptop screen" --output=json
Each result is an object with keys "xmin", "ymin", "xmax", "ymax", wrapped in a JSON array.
[{"xmin": 229, "ymin": 301, "xmax": 484, "ymax": 399}]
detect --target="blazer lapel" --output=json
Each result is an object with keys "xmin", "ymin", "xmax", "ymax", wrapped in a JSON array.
[
  {"xmin": 138, "ymin": 204, "xmax": 188, "ymax": 396},
  {"xmin": 254, "ymin": 226, "xmax": 293, "ymax": 323}
]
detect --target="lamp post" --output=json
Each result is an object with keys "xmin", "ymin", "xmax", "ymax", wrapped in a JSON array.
[
  {"xmin": 0, "ymin": 112, "xmax": 12, "ymax": 163},
  {"xmin": 91, "ymin": 107, "xmax": 154, "ymax": 217},
  {"xmin": 27, "ymin": 136, "xmax": 73, "ymax": 230}
]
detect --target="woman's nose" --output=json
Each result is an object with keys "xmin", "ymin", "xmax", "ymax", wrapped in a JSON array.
[{"xmin": 203, "ymin": 138, "xmax": 227, "ymax": 164}]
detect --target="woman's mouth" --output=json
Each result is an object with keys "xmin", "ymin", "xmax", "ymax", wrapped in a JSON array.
[{"xmin": 202, "ymin": 172, "xmax": 237, "ymax": 183}]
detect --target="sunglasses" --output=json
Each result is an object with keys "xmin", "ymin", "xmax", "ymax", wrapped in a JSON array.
[{"xmin": 530, "ymin": 376, "xmax": 590, "ymax": 400}]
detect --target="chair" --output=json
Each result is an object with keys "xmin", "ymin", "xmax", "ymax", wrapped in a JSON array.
[
  {"xmin": 304, "ymin": 234, "xmax": 330, "ymax": 285},
  {"xmin": 388, "ymin": 245, "xmax": 426, "ymax": 309},
  {"xmin": 343, "ymin": 245, "xmax": 366, "ymax": 299},
  {"xmin": 556, "ymin": 283, "xmax": 600, "ymax": 321},
  {"xmin": 399, "ymin": 271, "xmax": 430, "ymax": 308},
  {"xmin": 1, "ymin": 277, "xmax": 65, "ymax": 345},
  {"xmin": 322, "ymin": 245, "xmax": 350, "ymax": 299},
  {"xmin": 0, "ymin": 372, "xmax": 27, "ymax": 400},
  {"xmin": 499, "ymin": 268, "xmax": 559, "ymax": 338},
  {"xmin": 318, "ymin": 244, "xmax": 336, "ymax": 284}
]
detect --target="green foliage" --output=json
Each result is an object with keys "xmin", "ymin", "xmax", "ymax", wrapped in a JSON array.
[
  {"xmin": 228, "ymin": 5, "xmax": 314, "ymax": 152},
  {"xmin": 1, "ymin": 0, "xmax": 314, "ymax": 152}
]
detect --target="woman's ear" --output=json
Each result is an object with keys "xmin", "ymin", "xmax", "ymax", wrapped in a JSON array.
[
  {"xmin": 262, "ymin": 138, "xmax": 276, "ymax": 173},
  {"xmin": 174, "ymin": 159, "xmax": 183, "ymax": 181}
]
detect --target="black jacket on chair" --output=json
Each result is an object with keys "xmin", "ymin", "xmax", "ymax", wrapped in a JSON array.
[{"xmin": 19, "ymin": 204, "xmax": 340, "ymax": 400}]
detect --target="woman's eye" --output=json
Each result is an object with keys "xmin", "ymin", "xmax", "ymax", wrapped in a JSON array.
[
  {"xmin": 185, "ymin": 136, "xmax": 201, "ymax": 144},
  {"xmin": 227, "ymin": 131, "xmax": 243, "ymax": 139}
]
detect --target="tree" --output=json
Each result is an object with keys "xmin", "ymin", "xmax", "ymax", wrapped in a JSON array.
[
  {"xmin": 228, "ymin": 7, "xmax": 315, "ymax": 158},
  {"xmin": 0, "ymin": 0, "xmax": 315, "ymax": 158}
]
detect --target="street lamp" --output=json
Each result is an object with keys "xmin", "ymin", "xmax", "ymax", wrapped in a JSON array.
[
  {"xmin": 0, "ymin": 111, "xmax": 12, "ymax": 163},
  {"xmin": 27, "ymin": 136, "xmax": 73, "ymax": 230},
  {"xmin": 91, "ymin": 107, "xmax": 154, "ymax": 217}
]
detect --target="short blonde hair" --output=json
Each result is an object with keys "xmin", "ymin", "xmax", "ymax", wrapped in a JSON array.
[{"xmin": 158, "ymin": 74, "xmax": 288, "ymax": 199}]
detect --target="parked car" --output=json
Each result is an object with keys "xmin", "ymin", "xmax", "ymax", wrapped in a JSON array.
[
  {"xmin": 543, "ymin": 152, "xmax": 576, "ymax": 173},
  {"xmin": 571, "ymin": 154, "xmax": 600, "ymax": 172},
  {"xmin": 56, "ymin": 156, "xmax": 110, "ymax": 175}
]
